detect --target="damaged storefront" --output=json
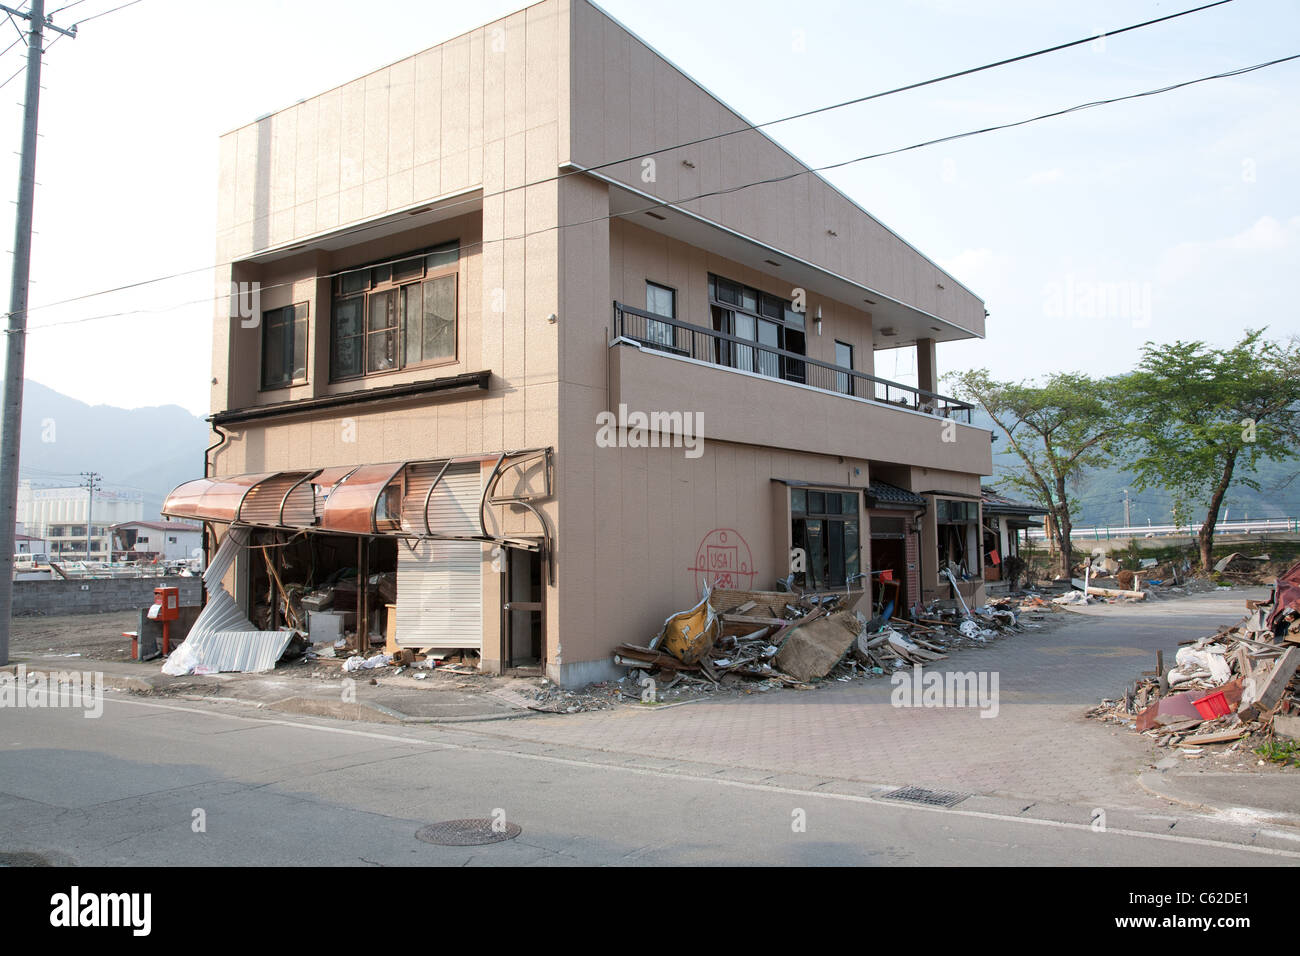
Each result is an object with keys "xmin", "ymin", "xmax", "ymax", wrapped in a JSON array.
[{"xmin": 159, "ymin": 449, "xmax": 552, "ymax": 676}]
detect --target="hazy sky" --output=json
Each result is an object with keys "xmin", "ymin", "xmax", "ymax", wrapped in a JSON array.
[{"xmin": 1, "ymin": 0, "xmax": 1296, "ymax": 415}]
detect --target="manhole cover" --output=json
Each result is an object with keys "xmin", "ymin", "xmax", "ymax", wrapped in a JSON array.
[
  {"xmin": 880, "ymin": 786, "xmax": 970, "ymax": 808},
  {"xmin": 415, "ymin": 819, "xmax": 521, "ymax": 846}
]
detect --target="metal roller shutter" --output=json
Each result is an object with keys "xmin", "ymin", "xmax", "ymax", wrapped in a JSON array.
[{"xmin": 396, "ymin": 463, "xmax": 483, "ymax": 649}]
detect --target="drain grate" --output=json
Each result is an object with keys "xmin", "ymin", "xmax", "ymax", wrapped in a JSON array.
[
  {"xmin": 880, "ymin": 786, "xmax": 970, "ymax": 808},
  {"xmin": 415, "ymin": 819, "xmax": 521, "ymax": 847}
]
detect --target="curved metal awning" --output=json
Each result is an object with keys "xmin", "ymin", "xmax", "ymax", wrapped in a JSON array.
[
  {"xmin": 162, "ymin": 448, "xmax": 555, "ymax": 579},
  {"xmin": 163, "ymin": 471, "xmax": 321, "ymax": 527},
  {"xmin": 317, "ymin": 461, "xmax": 405, "ymax": 534},
  {"xmin": 162, "ymin": 472, "xmax": 282, "ymax": 524}
]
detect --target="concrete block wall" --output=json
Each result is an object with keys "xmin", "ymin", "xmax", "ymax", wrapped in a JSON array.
[{"xmin": 10, "ymin": 577, "xmax": 202, "ymax": 617}]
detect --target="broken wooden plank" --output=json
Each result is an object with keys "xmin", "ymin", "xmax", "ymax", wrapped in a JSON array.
[
  {"xmin": 1179, "ymin": 728, "xmax": 1247, "ymax": 746},
  {"xmin": 721, "ymin": 613, "xmax": 793, "ymax": 627}
]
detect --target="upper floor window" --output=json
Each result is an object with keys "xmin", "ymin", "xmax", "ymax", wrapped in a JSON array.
[
  {"xmin": 708, "ymin": 274, "xmax": 806, "ymax": 382},
  {"xmin": 834, "ymin": 340, "xmax": 854, "ymax": 395},
  {"xmin": 645, "ymin": 281, "xmax": 676, "ymax": 351},
  {"xmin": 261, "ymin": 303, "xmax": 309, "ymax": 389},
  {"xmin": 331, "ymin": 241, "xmax": 459, "ymax": 381}
]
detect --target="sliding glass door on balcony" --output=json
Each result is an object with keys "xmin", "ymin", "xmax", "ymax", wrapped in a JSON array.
[
  {"xmin": 757, "ymin": 319, "xmax": 780, "ymax": 378},
  {"xmin": 708, "ymin": 274, "xmax": 805, "ymax": 382},
  {"xmin": 645, "ymin": 281, "xmax": 678, "ymax": 352}
]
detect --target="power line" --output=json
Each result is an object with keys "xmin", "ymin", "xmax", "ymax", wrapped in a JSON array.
[
  {"xmin": 69, "ymin": 0, "xmax": 139, "ymax": 26},
  {"xmin": 17, "ymin": 50, "xmax": 1299, "ymax": 336},
  {"xmin": 2, "ymin": 0, "xmax": 1244, "ymax": 322}
]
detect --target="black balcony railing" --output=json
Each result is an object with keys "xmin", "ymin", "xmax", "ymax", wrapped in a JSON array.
[{"xmin": 613, "ymin": 302, "xmax": 974, "ymax": 424}]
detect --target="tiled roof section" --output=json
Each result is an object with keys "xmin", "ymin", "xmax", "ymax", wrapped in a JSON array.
[
  {"xmin": 867, "ymin": 481, "xmax": 926, "ymax": 507},
  {"xmin": 981, "ymin": 486, "xmax": 1048, "ymax": 516}
]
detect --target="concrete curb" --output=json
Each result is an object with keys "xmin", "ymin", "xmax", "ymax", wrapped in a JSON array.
[
  {"xmin": 1136, "ymin": 771, "xmax": 1300, "ymax": 828},
  {"xmin": 14, "ymin": 655, "xmax": 541, "ymax": 725},
  {"xmin": 99, "ymin": 681, "xmax": 543, "ymax": 726}
]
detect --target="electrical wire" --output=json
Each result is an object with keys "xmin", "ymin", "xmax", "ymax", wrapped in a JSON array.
[
  {"xmin": 2, "ymin": 0, "xmax": 1244, "ymax": 321},
  {"xmin": 18, "ymin": 50, "xmax": 1298, "ymax": 335},
  {"xmin": 68, "ymin": 0, "xmax": 140, "ymax": 27}
]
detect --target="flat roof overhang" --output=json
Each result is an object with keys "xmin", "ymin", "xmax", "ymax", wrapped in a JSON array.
[
  {"xmin": 586, "ymin": 169, "xmax": 983, "ymax": 349},
  {"xmin": 237, "ymin": 187, "xmax": 484, "ymax": 265}
]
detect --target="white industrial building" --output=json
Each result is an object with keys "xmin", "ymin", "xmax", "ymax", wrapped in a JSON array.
[{"xmin": 16, "ymin": 482, "xmax": 145, "ymax": 560}]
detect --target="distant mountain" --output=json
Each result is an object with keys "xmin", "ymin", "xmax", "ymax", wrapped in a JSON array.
[
  {"xmin": 974, "ymin": 409, "xmax": 1300, "ymax": 529},
  {"xmin": 14, "ymin": 380, "xmax": 210, "ymax": 520}
]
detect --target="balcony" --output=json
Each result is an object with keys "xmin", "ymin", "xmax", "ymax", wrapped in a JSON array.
[{"xmin": 613, "ymin": 303, "xmax": 974, "ymax": 423}]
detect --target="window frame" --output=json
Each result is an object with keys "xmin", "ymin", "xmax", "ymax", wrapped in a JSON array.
[
  {"xmin": 644, "ymin": 280, "xmax": 678, "ymax": 352},
  {"xmin": 330, "ymin": 241, "xmax": 460, "ymax": 383},
  {"xmin": 790, "ymin": 487, "xmax": 862, "ymax": 590},
  {"xmin": 834, "ymin": 340, "xmax": 854, "ymax": 396},
  {"xmin": 259, "ymin": 302, "xmax": 310, "ymax": 391},
  {"xmin": 707, "ymin": 273, "xmax": 807, "ymax": 381}
]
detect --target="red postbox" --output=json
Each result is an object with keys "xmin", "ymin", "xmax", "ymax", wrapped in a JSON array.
[{"xmin": 149, "ymin": 586, "xmax": 180, "ymax": 654}]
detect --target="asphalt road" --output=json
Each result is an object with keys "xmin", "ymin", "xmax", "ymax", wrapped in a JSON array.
[{"xmin": 1, "ymin": 678, "xmax": 1296, "ymax": 866}]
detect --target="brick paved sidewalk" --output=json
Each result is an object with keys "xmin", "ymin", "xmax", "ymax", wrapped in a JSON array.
[{"xmin": 459, "ymin": 589, "xmax": 1270, "ymax": 808}]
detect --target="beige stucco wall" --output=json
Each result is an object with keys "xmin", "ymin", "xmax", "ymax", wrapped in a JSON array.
[
  {"xmin": 568, "ymin": 0, "xmax": 984, "ymax": 336},
  {"xmin": 554, "ymin": 436, "xmax": 872, "ymax": 682}
]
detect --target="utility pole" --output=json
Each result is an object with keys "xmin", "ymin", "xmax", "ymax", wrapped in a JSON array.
[
  {"xmin": 80, "ymin": 471, "xmax": 100, "ymax": 562},
  {"xmin": 0, "ymin": 1, "xmax": 75, "ymax": 665},
  {"xmin": 1122, "ymin": 489, "xmax": 1131, "ymax": 529}
]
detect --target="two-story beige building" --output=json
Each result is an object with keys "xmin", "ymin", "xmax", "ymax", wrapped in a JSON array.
[{"xmin": 164, "ymin": 0, "xmax": 993, "ymax": 686}]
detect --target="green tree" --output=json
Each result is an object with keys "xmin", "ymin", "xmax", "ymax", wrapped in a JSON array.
[
  {"xmin": 947, "ymin": 370, "xmax": 1122, "ymax": 578},
  {"xmin": 1119, "ymin": 330, "xmax": 1300, "ymax": 572}
]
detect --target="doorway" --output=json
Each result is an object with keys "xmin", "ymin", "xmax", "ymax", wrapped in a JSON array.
[{"xmin": 502, "ymin": 547, "xmax": 544, "ymax": 672}]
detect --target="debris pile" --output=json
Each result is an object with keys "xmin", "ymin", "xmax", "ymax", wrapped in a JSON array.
[
  {"xmin": 613, "ymin": 585, "xmax": 1049, "ymax": 691},
  {"xmin": 1088, "ymin": 560, "xmax": 1300, "ymax": 748}
]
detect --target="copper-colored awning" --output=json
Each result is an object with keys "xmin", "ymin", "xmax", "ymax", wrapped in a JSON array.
[
  {"xmin": 316, "ymin": 461, "xmax": 405, "ymax": 534},
  {"xmin": 162, "ymin": 473, "xmax": 283, "ymax": 525},
  {"xmin": 162, "ymin": 449, "xmax": 554, "ymax": 573},
  {"xmin": 163, "ymin": 471, "xmax": 320, "ymax": 527}
]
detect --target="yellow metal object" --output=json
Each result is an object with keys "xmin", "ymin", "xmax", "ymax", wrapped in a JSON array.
[{"xmin": 657, "ymin": 589, "xmax": 719, "ymax": 665}]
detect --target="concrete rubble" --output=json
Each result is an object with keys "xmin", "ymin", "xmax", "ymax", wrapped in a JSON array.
[
  {"xmin": 1087, "ymin": 560, "xmax": 1300, "ymax": 754},
  {"xmin": 612, "ymin": 583, "xmax": 1061, "ymax": 692}
]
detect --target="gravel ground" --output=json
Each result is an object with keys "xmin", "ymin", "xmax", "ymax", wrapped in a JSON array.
[{"xmin": 7, "ymin": 610, "xmax": 139, "ymax": 661}]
